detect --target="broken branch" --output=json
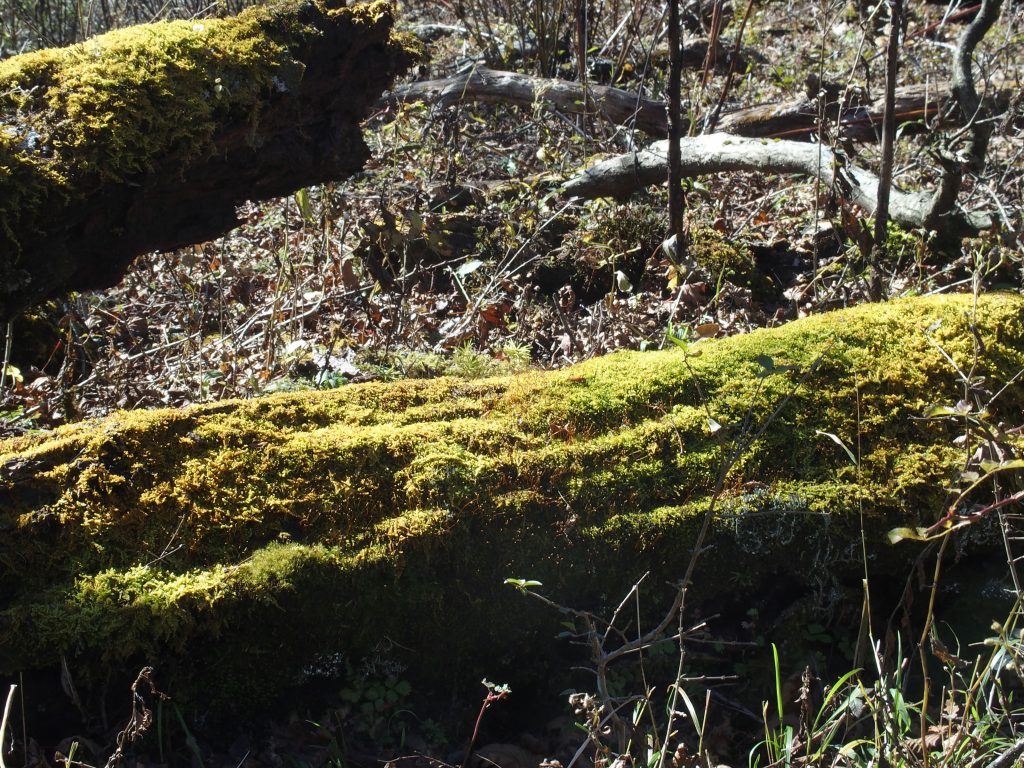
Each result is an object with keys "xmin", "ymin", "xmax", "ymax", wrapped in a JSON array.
[{"xmin": 559, "ymin": 134, "xmax": 993, "ymax": 238}]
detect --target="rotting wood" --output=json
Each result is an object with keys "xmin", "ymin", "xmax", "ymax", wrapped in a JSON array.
[
  {"xmin": 384, "ymin": 66, "xmax": 1017, "ymax": 141},
  {"xmin": 383, "ymin": 65, "xmax": 669, "ymax": 136}
]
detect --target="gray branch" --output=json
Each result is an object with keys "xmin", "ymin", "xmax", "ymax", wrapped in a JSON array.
[{"xmin": 560, "ymin": 134, "xmax": 993, "ymax": 238}]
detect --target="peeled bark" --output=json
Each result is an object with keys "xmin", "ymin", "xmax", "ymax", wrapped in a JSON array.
[
  {"xmin": 1, "ymin": 293, "xmax": 1021, "ymax": 720},
  {"xmin": 0, "ymin": 1, "xmax": 421, "ymax": 319}
]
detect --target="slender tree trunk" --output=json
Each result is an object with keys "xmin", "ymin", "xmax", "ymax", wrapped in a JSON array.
[
  {"xmin": 926, "ymin": 0, "xmax": 1003, "ymax": 229},
  {"xmin": 667, "ymin": 0, "xmax": 687, "ymax": 254},
  {"xmin": 871, "ymin": 0, "xmax": 902, "ymax": 301}
]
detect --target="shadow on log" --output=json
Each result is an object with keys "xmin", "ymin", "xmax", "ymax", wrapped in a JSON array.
[
  {"xmin": 1, "ymin": 293, "xmax": 1021, "ymax": 721},
  {"xmin": 0, "ymin": 0, "xmax": 421, "ymax": 319}
]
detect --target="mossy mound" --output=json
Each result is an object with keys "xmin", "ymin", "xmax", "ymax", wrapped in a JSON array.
[
  {"xmin": 1, "ymin": 294, "xmax": 1022, "ymax": 716},
  {"xmin": 0, "ymin": 0, "xmax": 421, "ymax": 316}
]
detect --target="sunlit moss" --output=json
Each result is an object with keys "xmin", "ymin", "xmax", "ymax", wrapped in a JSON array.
[{"xmin": 1, "ymin": 293, "xmax": 1022, "ymax": 712}]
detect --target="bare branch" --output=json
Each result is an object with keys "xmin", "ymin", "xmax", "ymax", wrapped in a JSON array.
[
  {"xmin": 384, "ymin": 67, "xmax": 1017, "ymax": 142},
  {"xmin": 559, "ymin": 134, "xmax": 993, "ymax": 238},
  {"xmin": 927, "ymin": 0, "xmax": 1004, "ymax": 226}
]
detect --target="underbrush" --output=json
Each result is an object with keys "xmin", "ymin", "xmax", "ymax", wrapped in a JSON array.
[
  {"xmin": 1, "ymin": 0, "xmax": 1021, "ymax": 438},
  {"xmin": 0, "ymin": 0, "xmax": 1022, "ymax": 763}
]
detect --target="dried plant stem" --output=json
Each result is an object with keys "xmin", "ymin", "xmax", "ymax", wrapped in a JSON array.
[{"xmin": 666, "ymin": 0, "xmax": 686, "ymax": 248}]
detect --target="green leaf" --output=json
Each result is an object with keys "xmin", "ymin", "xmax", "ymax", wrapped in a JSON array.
[
  {"xmin": 887, "ymin": 526, "xmax": 931, "ymax": 544},
  {"xmin": 294, "ymin": 187, "xmax": 314, "ymax": 224},
  {"xmin": 504, "ymin": 577, "xmax": 542, "ymax": 593},
  {"xmin": 980, "ymin": 458, "xmax": 1024, "ymax": 473},
  {"xmin": 755, "ymin": 355, "xmax": 796, "ymax": 378},
  {"xmin": 923, "ymin": 402, "xmax": 971, "ymax": 417},
  {"xmin": 1, "ymin": 363, "xmax": 22, "ymax": 384},
  {"xmin": 815, "ymin": 430, "xmax": 857, "ymax": 465},
  {"xmin": 665, "ymin": 326, "xmax": 701, "ymax": 356}
]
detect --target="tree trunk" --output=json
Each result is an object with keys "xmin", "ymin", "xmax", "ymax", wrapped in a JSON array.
[{"xmin": 0, "ymin": 0, "xmax": 420, "ymax": 319}]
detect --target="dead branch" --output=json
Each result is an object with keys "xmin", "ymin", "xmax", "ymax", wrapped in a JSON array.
[
  {"xmin": 951, "ymin": 0, "xmax": 1002, "ymax": 171},
  {"xmin": 926, "ymin": 0, "xmax": 1003, "ymax": 228},
  {"xmin": 383, "ymin": 65, "xmax": 668, "ymax": 135},
  {"xmin": 559, "ymin": 134, "xmax": 993, "ymax": 238},
  {"xmin": 384, "ymin": 66, "xmax": 1018, "ymax": 141}
]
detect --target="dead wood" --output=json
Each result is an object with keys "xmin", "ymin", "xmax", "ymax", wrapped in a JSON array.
[
  {"xmin": 559, "ymin": 134, "xmax": 993, "ymax": 238},
  {"xmin": 384, "ymin": 65, "xmax": 669, "ymax": 135},
  {"xmin": 384, "ymin": 66, "xmax": 1017, "ymax": 141},
  {"xmin": 0, "ymin": 1, "xmax": 420, "ymax": 320}
]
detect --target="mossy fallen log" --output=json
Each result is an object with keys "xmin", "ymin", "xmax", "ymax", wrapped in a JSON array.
[
  {"xmin": 1, "ymin": 294, "xmax": 1022, "ymax": 719},
  {"xmin": 0, "ymin": 0, "xmax": 420, "ymax": 318}
]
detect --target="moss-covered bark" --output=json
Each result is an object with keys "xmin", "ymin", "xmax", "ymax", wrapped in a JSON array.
[
  {"xmin": 0, "ymin": 0, "xmax": 421, "ymax": 318},
  {"xmin": 1, "ymin": 294, "xmax": 1022, "ymax": 716}
]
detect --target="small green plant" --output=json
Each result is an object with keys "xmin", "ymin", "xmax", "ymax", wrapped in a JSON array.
[
  {"xmin": 462, "ymin": 680, "xmax": 511, "ymax": 768},
  {"xmin": 339, "ymin": 663, "xmax": 415, "ymax": 749}
]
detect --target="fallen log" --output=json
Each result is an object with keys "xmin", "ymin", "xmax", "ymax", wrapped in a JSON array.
[
  {"xmin": 383, "ymin": 65, "xmax": 669, "ymax": 136},
  {"xmin": 559, "ymin": 133, "xmax": 994, "ymax": 238},
  {"xmin": 0, "ymin": 0, "xmax": 421, "ymax": 319},
  {"xmin": 1, "ymin": 293, "xmax": 1021, "ymax": 719},
  {"xmin": 384, "ymin": 66, "xmax": 1017, "ymax": 141}
]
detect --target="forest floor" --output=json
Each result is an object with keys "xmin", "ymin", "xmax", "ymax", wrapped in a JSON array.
[
  {"xmin": 1, "ymin": 0, "xmax": 1021, "ymax": 438},
  {"xmin": 1, "ymin": 0, "xmax": 1023, "ymax": 765}
]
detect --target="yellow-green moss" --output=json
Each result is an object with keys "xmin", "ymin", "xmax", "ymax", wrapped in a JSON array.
[
  {"xmin": 1, "ymin": 293, "xmax": 1022, "ymax": 713},
  {"xmin": 687, "ymin": 224, "xmax": 753, "ymax": 276},
  {"xmin": 0, "ymin": 0, "xmax": 418, "ymax": 253}
]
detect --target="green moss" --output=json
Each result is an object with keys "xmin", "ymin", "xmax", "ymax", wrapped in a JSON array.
[
  {"xmin": 1, "ymin": 293, "xmax": 1022, "ymax": 713},
  {"xmin": 683, "ymin": 224, "xmax": 775, "ymax": 295},
  {"xmin": 0, "ymin": 0, "xmax": 418, "ymax": 257}
]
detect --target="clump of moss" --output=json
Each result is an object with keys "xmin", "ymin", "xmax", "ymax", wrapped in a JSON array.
[
  {"xmin": 1, "ymin": 293, "xmax": 1022, "ymax": 716},
  {"xmin": 539, "ymin": 201, "xmax": 665, "ymax": 302},
  {"xmin": 686, "ymin": 224, "xmax": 757, "ymax": 282}
]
